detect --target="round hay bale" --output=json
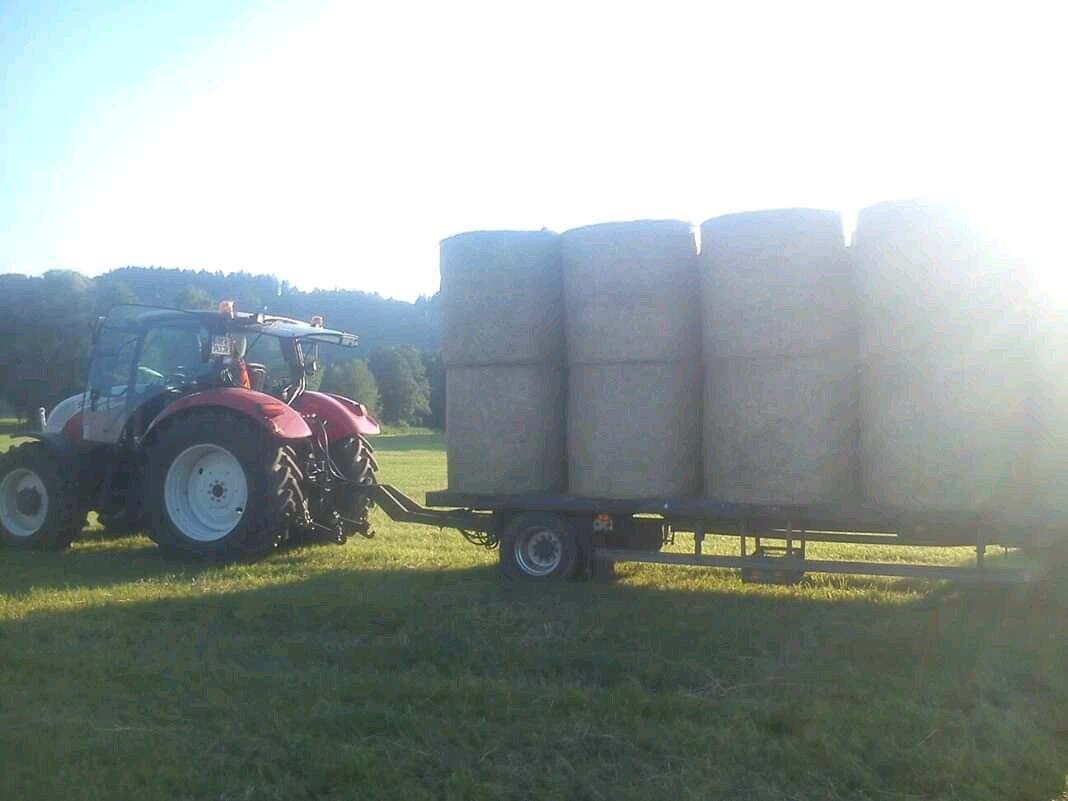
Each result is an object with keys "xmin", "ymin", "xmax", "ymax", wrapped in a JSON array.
[
  {"xmin": 567, "ymin": 361, "xmax": 701, "ymax": 498},
  {"xmin": 704, "ymin": 356, "xmax": 858, "ymax": 504},
  {"xmin": 440, "ymin": 230, "xmax": 563, "ymax": 367},
  {"xmin": 859, "ymin": 345, "xmax": 1030, "ymax": 511},
  {"xmin": 562, "ymin": 220, "xmax": 700, "ymax": 365},
  {"xmin": 1030, "ymin": 304, "xmax": 1067, "ymax": 524},
  {"xmin": 446, "ymin": 366, "xmax": 565, "ymax": 494},
  {"xmin": 853, "ymin": 200, "xmax": 1030, "ymax": 358},
  {"xmin": 699, "ymin": 209, "xmax": 852, "ymax": 358}
]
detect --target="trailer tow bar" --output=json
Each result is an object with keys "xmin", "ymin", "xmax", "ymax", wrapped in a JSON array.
[{"xmin": 368, "ymin": 485, "xmax": 495, "ymax": 545}]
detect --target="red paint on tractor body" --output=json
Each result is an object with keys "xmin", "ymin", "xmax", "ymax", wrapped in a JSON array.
[
  {"xmin": 143, "ymin": 388, "xmax": 313, "ymax": 441},
  {"xmin": 62, "ymin": 411, "xmax": 84, "ymax": 444},
  {"xmin": 295, "ymin": 391, "xmax": 382, "ymax": 438}
]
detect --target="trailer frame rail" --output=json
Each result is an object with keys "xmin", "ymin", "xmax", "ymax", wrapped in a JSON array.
[{"xmin": 365, "ymin": 488, "xmax": 1048, "ymax": 584}]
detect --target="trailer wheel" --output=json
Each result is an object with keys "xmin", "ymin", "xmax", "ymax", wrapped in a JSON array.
[{"xmin": 499, "ymin": 512, "xmax": 579, "ymax": 580}]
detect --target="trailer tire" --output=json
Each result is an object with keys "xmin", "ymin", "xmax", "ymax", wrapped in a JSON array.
[{"xmin": 499, "ymin": 512, "xmax": 579, "ymax": 580}]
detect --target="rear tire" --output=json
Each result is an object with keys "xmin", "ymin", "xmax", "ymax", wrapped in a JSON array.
[
  {"xmin": 499, "ymin": 512, "xmax": 580, "ymax": 580},
  {"xmin": 331, "ymin": 434, "xmax": 378, "ymax": 539},
  {"xmin": 0, "ymin": 441, "xmax": 81, "ymax": 550},
  {"xmin": 144, "ymin": 411, "xmax": 306, "ymax": 561}
]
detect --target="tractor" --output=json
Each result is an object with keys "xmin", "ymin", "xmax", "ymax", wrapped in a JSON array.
[{"xmin": 0, "ymin": 302, "xmax": 381, "ymax": 560}]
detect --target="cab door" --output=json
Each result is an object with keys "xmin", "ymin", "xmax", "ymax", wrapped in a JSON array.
[{"xmin": 83, "ymin": 323, "xmax": 140, "ymax": 444}]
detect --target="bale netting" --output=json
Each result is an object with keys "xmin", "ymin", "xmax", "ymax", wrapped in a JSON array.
[
  {"xmin": 852, "ymin": 200, "xmax": 1031, "ymax": 359},
  {"xmin": 704, "ymin": 356, "xmax": 858, "ymax": 504},
  {"xmin": 699, "ymin": 209, "xmax": 852, "ymax": 358},
  {"xmin": 562, "ymin": 220, "xmax": 700, "ymax": 365},
  {"xmin": 440, "ymin": 230, "xmax": 563, "ymax": 367},
  {"xmin": 859, "ymin": 345, "xmax": 1031, "ymax": 511},
  {"xmin": 445, "ymin": 366, "xmax": 565, "ymax": 494},
  {"xmin": 567, "ymin": 362, "xmax": 701, "ymax": 498}
]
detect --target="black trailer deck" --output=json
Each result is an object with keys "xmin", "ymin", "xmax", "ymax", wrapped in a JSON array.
[{"xmin": 369, "ymin": 486, "xmax": 1044, "ymax": 584}]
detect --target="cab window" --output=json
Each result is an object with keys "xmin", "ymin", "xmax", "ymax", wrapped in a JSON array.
[
  {"xmin": 137, "ymin": 324, "xmax": 210, "ymax": 386},
  {"xmin": 244, "ymin": 335, "xmax": 292, "ymax": 396}
]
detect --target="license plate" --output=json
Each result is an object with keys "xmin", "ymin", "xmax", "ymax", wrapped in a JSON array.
[{"xmin": 211, "ymin": 336, "xmax": 231, "ymax": 356}]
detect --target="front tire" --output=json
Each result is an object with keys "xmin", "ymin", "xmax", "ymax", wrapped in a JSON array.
[
  {"xmin": 144, "ymin": 411, "xmax": 306, "ymax": 561},
  {"xmin": 0, "ymin": 441, "xmax": 81, "ymax": 550}
]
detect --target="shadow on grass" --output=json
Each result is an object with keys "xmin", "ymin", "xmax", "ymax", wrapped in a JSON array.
[
  {"xmin": 0, "ymin": 554, "xmax": 1066, "ymax": 801},
  {"xmin": 0, "ymin": 536, "xmax": 215, "ymax": 596}
]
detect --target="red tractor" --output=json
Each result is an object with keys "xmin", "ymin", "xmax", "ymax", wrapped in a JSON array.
[{"xmin": 0, "ymin": 302, "xmax": 381, "ymax": 560}]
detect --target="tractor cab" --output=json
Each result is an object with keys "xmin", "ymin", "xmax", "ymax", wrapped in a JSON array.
[{"xmin": 83, "ymin": 302, "xmax": 357, "ymax": 445}]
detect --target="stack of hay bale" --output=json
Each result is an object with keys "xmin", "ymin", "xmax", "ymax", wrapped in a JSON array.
[
  {"xmin": 439, "ymin": 230, "xmax": 566, "ymax": 494},
  {"xmin": 1032, "ymin": 284, "xmax": 1067, "ymax": 531},
  {"xmin": 562, "ymin": 221, "xmax": 702, "ymax": 498},
  {"xmin": 853, "ymin": 201, "xmax": 1032, "ymax": 511},
  {"xmin": 699, "ymin": 209, "xmax": 857, "ymax": 504},
  {"xmin": 439, "ymin": 203, "xmax": 1041, "ymax": 516}
]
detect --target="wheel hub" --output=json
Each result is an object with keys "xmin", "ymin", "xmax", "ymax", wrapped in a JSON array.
[
  {"xmin": 15, "ymin": 487, "xmax": 42, "ymax": 516},
  {"xmin": 531, "ymin": 534, "xmax": 558, "ymax": 564},
  {"xmin": 514, "ymin": 527, "xmax": 563, "ymax": 576},
  {"xmin": 164, "ymin": 444, "xmax": 249, "ymax": 542},
  {"xmin": 0, "ymin": 467, "xmax": 49, "ymax": 538}
]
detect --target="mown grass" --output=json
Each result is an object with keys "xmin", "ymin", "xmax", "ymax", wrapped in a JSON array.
[{"xmin": 1, "ymin": 427, "xmax": 1067, "ymax": 800}]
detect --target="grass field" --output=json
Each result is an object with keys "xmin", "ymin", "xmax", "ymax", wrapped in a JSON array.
[{"xmin": 1, "ymin": 425, "xmax": 1067, "ymax": 800}]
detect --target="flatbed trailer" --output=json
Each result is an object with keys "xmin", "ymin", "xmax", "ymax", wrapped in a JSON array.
[{"xmin": 369, "ymin": 485, "xmax": 1047, "ymax": 584}]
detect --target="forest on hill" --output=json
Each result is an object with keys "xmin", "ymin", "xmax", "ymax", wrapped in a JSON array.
[{"xmin": 0, "ymin": 267, "xmax": 444, "ymax": 427}]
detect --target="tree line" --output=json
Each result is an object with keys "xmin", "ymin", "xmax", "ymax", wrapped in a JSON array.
[{"xmin": 0, "ymin": 267, "xmax": 444, "ymax": 428}]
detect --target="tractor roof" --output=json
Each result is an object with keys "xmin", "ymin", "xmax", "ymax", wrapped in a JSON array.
[{"xmin": 103, "ymin": 304, "xmax": 360, "ymax": 347}]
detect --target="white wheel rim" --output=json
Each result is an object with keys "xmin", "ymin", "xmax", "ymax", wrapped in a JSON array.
[
  {"xmin": 164, "ymin": 444, "xmax": 248, "ymax": 542},
  {"xmin": 0, "ymin": 467, "xmax": 49, "ymax": 537},
  {"xmin": 513, "ymin": 526, "xmax": 563, "ymax": 576}
]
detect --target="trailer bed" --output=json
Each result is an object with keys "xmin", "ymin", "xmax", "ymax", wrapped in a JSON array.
[
  {"xmin": 425, "ymin": 490, "xmax": 1026, "ymax": 543},
  {"xmin": 417, "ymin": 488, "xmax": 1045, "ymax": 584}
]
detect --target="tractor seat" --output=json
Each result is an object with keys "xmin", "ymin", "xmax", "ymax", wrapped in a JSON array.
[{"xmin": 246, "ymin": 363, "xmax": 267, "ymax": 393}]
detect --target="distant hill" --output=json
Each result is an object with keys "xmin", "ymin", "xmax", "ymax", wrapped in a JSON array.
[
  {"xmin": 0, "ymin": 266, "xmax": 442, "ymax": 420},
  {"xmin": 100, "ymin": 266, "xmax": 441, "ymax": 355}
]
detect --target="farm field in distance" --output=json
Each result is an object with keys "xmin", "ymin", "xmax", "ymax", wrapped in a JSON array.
[{"xmin": 1, "ymin": 422, "xmax": 1066, "ymax": 801}]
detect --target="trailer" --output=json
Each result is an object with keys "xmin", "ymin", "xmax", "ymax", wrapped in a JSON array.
[{"xmin": 369, "ymin": 484, "xmax": 1047, "ymax": 584}]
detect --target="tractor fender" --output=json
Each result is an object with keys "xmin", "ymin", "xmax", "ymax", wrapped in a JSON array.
[
  {"xmin": 44, "ymin": 393, "xmax": 84, "ymax": 436},
  {"xmin": 142, "ymin": 388, "xmax": 313, "ymax": 443},
  {"xmin": 295, "ymin": 391, "xmax": 382, "ymax": 438}
]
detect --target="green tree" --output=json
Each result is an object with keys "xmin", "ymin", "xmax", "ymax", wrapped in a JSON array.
[
  {"xmin": 368, "ymin": 345, "xmax": 430, "ymax": 425},
  {"xmin": 93, "ymin": 278, "xmax": 139, "ymax": 315},
  {"xmin": 1, "ymin": 271, "xmax": 94, "ymax": 418},
  {"xmin": 320, "ymin": 359, "xmax": 380, "ymax": 413},
  {"xmin": 422, "ymin": 350, "xmax": 445, "ymax": 430},
  {"xmin": 174, "ymin": 285, "xmax": 213, "ymax": 310}
]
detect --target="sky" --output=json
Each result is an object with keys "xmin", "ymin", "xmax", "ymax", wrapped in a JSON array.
[{"xmin": 1, "ymin": 0, "xmax": 1064, "ymax": 301}]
